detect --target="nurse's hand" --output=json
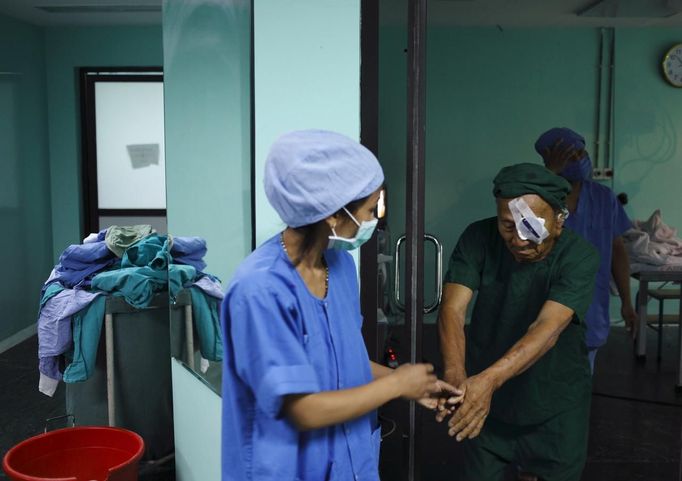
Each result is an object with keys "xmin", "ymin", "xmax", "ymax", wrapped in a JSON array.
[
  {"xmin": 447, "ymin": 372, "xmax": 496, "ymax": 441},
  {"xmin": 417, "ymin": 380, "xmax": 464, "ymax": 414},
  {"xmin": 392, "ymin": 363, "xmax": 440, "ymax": 400}
]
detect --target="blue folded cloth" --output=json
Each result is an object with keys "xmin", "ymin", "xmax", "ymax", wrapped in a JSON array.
[{"xmin": 171, "ymin": 236, "xmax": 208, "ymax": 272}]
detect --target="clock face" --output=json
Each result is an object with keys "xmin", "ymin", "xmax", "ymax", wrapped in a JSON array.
[{"xmin": 663, "ymin": 44, "xmax": 682, "ymax": 87}]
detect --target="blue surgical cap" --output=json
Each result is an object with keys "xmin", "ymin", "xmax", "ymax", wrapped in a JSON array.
[
  {"xmin": 264, "ymin": 129, "xmax": 385, "ymax": 228},
  {"xmin": 534, "ymin": 127, "xmax": 591, "ymax": 163}
]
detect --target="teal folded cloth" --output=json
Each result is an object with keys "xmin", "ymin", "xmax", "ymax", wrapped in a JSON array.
[
  {"xmin": 91, "ymin": 267, "xmax": 166, "ymax": 309},
  {"xmin": 62, "ymin": 296, "xmax": 106, "ymax": 383},
  {"xmin": 188, "ymin": 286, "xmax": 223, "ymax": 361},
  {"xmin": 92, "ymin": 265, "xmax": 195, "ymax": 309},
  {"xmin": 41, "ymin": 283, "xmax": 65, "ymax": 307},
  {"xmin": 122, "ymin": 233, "xmax": 171, "ymax": 270},
  {"xmin": 169, "ymin": 265, "xmax": 196, "ymax": 302},
  {"xmin": 94, "ymin": 234, "xmax": 195, "ymax": 309}
]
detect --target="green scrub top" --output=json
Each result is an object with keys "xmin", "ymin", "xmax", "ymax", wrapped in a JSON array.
[{"xmin": 445, "ymin": 217, "xmax": 599, "ymax": 425}]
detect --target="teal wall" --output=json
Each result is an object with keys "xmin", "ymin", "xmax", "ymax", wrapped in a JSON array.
[
  {"xmin": 380, "ymin": 26, "xmax": 601, "ymax": 322},
  {"xmin": 381, "ymin": 26, "xmax": 600, "ymax": 271},
  {"xmin": 0, "ymin": 18, "xmax": 162, "ymax": 345},
  {"xmin": 613, "ymin": 28, "xmax": 682, "ymax": 230},
  {"xmin": 611, "ymin": 28, "xmax": 682, "ymax": 318},
  {"xmin": 254, "ymin": 0, "xmax": 362, "ymax": 246},
  {"xmin": 171, "ymin": 359, "xmax": 221, "ymax": 481},
  {"xmin": 163, "ymin": 1, "xmax": 251, "ymax": 478},
  {"xmin": 380, "ymin": 24, "xmax": 682, "ymax": 324},
  {"xmin": 163, "ymin": 0, "xmax": 251, "ymax": 285},
  {"xmin": 163, "ymin": 0, "xmax": 361, "ymax": 475},
  {"xmin": 0, "ymin": 14, "xmax": 52, "ymax": 343},
  {"xmin": 44, "ymin": 25, "xmax": 162, "ymax": 261}
]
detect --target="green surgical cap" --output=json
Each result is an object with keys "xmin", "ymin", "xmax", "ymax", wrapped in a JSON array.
[{"xmin": 492, "ymin": 163, "xmax": 571, "ymax": 210}]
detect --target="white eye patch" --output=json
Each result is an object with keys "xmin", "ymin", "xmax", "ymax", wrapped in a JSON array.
[{"xmin": 508, "ymin": 197, "xmax": 549, "ymax": 244}]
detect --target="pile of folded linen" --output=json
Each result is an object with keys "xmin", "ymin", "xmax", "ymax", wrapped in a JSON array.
[{"xmin": 37, "ymin": 225, "xmax": 223, "ymax": 396}]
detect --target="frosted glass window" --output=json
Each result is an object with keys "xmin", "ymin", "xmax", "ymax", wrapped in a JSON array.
[{"xmin": 95, "ymin": 81, "xmax": 166, "ymax": 209}]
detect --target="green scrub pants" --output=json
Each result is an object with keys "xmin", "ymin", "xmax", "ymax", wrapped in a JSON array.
[{"xmin": 459, "ymin": 399, "xmax": 591, "ymax": 481}]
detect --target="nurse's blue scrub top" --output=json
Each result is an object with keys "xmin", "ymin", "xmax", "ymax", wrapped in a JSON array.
[
  {"xmin": 565, "ymin": 180, "xmax": 631, "ymax": 348},
  {"xmin": 220, "ymin": 234, "xmax": 381, "ymax": 481}
]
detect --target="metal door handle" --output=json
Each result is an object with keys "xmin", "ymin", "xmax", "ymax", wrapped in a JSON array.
[
  {"xmin": 423, "ymin": 234, "xmax": 443, "ymax": 314},
  {"xmin": 394, "ymin": 235, "xmax": 406, "ymax": 312},
  {"xmin": 393, "ymin": 234, "xmax": 443, "ymax": 313}
]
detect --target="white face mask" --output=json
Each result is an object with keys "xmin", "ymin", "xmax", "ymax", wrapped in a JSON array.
[
  {"xmin": 508, "ymin": 197, "xmax": 549, "ymax": 244},
  {"xmin": 328, "ymin": 207, "xmax": 378, "ymax": 251}
]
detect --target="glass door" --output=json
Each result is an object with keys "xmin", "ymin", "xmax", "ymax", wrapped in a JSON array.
[{"xmin": 361, "ymin": 1, "xmax": 455, "ymax": 480}]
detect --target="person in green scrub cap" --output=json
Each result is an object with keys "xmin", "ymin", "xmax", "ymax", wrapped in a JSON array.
[{"xmin": 437, "ymin": 163, "xmax": 600, "ymax": 481}]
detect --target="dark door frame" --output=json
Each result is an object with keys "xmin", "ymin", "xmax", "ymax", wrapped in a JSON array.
[
  {"xmin": 79, "ymin": 67, "xmax": 165, "ymax": 237},
  {"xmin": 360, "ymin": 0, "xmax": 381, "ymax": 362},
  {"xmin": 359, "ymin": 1, "xmax": 428, "ymax": 480},
  {"xmin": 404, "ymin": 1, "xmax": 428, "ymax": 479}
]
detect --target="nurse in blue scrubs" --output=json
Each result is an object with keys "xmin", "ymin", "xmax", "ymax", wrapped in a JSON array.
[
  {"xmin": 535, "ymin": 127, "xmax": 635, "ymax": 372},
  {"xmin": 220, "ymin": 129, "xmax": 460, "ymax": 481}
]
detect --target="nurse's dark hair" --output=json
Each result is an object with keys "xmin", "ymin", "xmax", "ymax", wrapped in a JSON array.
[{"xmin": 291, "ymin": 194, "xmax": 371, "ymax": 266}]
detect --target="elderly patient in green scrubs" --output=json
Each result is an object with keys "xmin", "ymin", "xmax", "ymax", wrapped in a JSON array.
[{"xmin": 437, "ymin": 163, "xmax": 599, "ymax": 481}]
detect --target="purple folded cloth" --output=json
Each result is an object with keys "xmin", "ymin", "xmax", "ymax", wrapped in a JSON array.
[
  {"xmin": 171, "ymin": 236, "xmax": 208, "ymax": 272},
  {"xmin": 48, "ymin": 241, "xmax": 117, "ymax": 289},
  {"xmin": 38, "ymin": 288, "xmax": 102, "ymax": 380}
]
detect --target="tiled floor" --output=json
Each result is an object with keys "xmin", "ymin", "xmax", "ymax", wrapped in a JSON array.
[
  {"xmin": 584, "ymin": 326, "xmax": 682, "ymax": 481},
  {"xmin": 0, "ymin": 336, "xmax": 174, "ymax": 481},
  {"xmin": 1, "ymin": 326, "xmax": 681, "ymax": 481},
  {"xmin": 379, "ymin": 325, "xmax": 682, "ymax": 481}
]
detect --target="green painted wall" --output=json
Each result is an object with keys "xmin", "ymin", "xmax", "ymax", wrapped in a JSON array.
[
  {"xmin": 381, "ymin": 26, "xmax": 601, "ymax": 323},
  {"xmin": 44, "ymin": 25, "xmax": 162, "ymax": 261},
  {"xmin": 611, "ymin": 28, "xmax": 682, "ymax": 318},
  {"xmin": 163, "ymin": 0, "xmax": 251, "ymax": 288},
  {"xmin": 613, "ymin": 28, "xmax": 682, "ymax": 229},
  {"xmin": 254, "ymin": 0, "xmax": 362, "ymax": 246},
  {"xmin": 0, "ymin": 14, "xmax": 52, "ymax": 343},
  {"xmin": 380, "ymin": 24, "xmax": 682, "ymax": 324},
  {"xmin": 163, "ymin": 1, "xmax": 251, "ymax": 478},
  {"xmin": 171, "ymin": 359, "xmax": 221, "ymax": 481}
]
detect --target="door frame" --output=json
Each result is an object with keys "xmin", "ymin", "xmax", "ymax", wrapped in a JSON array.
[
  {"xmin": 79, "ymin": 66, "xmax": 165, "ymax": 237},
  {"xmin": 360, "ymin": 0, "xmax": 381, "ymax": 362},
  {"xmin": 359, "ymin": 1, "xmax": 429, "ymax": 480}
]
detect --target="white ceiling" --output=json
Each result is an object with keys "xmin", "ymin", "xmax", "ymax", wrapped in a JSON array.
[
  {"xmin": 423, "ymin": 0, "xmax": 682, "ymax": 27},
  {"xmin": 0, "ymin": 0, "xmax": 681, "ymax": 27},
  {"xmin": 0, "ymin": 0, "xmax": 161, "ymax": 26}
]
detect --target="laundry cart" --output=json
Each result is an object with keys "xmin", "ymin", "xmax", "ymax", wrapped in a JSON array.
[
  {"xmin": 65, "ymin": 292, "xmax": 189, "ymax": 462},
  {"xmin": 169, "ymin": 288, "xmax": 223, "ymax": 392}
]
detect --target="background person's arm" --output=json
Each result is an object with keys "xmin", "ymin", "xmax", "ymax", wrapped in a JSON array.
[{"xmin": 612, "ymin": 236, "xmax": 637, "ymax": 337}]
